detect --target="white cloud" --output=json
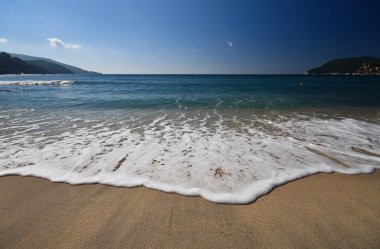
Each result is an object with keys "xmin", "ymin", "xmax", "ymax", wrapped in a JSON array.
[
  {"xmin": 47, "ymin": 37, "xmax": 80, "ymax": 49},
  {"xmin": 227, "ymin": 41, "xmax": 233, "ymax": 47},
  {"xmin": 0, "ymin": 38, "xmax": 8, "ymax": 44}
]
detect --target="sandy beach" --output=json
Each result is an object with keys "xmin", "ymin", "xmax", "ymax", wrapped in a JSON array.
[{"xmin": 1, "ymin": 171, "xmax": 379, "ymax": 249}]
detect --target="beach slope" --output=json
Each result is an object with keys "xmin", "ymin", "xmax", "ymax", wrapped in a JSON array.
[{"xmin": 1, "ymin": 171, "xmax": 379, "ymax": 249}]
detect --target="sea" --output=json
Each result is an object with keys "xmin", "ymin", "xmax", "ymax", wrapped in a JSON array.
[{"xmin": 0, "ymin": 74, "xmax": 379, "ymax": 203}]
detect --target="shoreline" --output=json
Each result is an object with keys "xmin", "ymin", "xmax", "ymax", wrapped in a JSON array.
[{"xmin": 1, "ymin": 171, "xmax": 380, "ymax": 248}]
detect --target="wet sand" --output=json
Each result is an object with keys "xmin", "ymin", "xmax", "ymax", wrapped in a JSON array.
[{"xmin": 1, "ymin": 171, "xmax": 380, "ymax": 249}]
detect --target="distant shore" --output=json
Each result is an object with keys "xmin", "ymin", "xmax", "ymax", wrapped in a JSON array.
[
  {"xmin": 305, "ymin": 72, "xmax": 380, "ymax": 76},
  {"xmin": 1, "ymin": 171, "xmax": 379, "ymax": 249}
]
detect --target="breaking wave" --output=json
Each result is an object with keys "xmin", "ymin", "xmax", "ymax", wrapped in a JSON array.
[
  {"xmin": 0, "ymin": 80, "xmax": 74, "ymax": 86},
  {"xmin": 0, "ymin": 109, "xmax": 379, "ymax": 204}
]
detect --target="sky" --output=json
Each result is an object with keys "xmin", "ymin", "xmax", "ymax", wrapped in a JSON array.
[{"xmin": 0, "ymin": 0, "xmax": 379, "ymax": 74}]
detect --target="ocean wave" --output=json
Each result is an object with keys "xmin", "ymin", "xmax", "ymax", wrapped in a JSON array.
[
  {"xmin": 0, "ymin": 111, "xmax": 379, "ymax": 204},
  {"xmin": 0, "ymin": 80, "xmax": 74, "ymax": 86}
]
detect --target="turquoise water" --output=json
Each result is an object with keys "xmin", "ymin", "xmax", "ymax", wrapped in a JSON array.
[
  {"xmin": 1, "ymin": 74, "xmax": 380, "ymax": 109},
  {"xmin": 1, "ymin": 75, "xmax": 379, "ymax": 203}
]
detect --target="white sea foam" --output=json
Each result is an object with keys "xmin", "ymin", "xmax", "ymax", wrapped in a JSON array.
[
  {"xmin": 0, "ymin": 110, "xmax": 379, "ymax": 204},
  {"xmin": 0, "ymin": 80, "xmax": 74, "ymax": 86}
]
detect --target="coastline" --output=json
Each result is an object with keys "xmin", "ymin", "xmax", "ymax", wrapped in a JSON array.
[{"xmin": 1, "ymin": 171, "xmax": 379, "ymax": 249}]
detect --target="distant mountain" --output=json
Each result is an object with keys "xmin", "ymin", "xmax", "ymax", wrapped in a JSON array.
[
  {"xmin": 307, "ymin": 56, "xmax": 380, "ymax": 75},
  {"xmin": 9, "ymin": 52, "xmax": 99, "ymax": 74},
  {"xmin": 0, "ymin": 52, "xmax": 49, "ymax": 74},
  {"xmin": 28, "ymin": 60, "xmax": 73, "ymax": 74}
]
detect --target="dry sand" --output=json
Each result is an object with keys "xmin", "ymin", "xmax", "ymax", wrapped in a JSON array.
[{"xmin": 1, "ymin": 171, "xmax": 380, "ymax": 249}]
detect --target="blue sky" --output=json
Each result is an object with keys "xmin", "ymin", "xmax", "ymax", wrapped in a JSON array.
[{"xmin": 0, "ymin": 0, "xmax": 379, "ymax": 74}]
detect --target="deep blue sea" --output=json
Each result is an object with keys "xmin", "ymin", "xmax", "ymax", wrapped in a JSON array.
[
  {"xmin": 1, "ymin": 74, "xmax": 380, "ymax": 110},
  {"xmin": 1, "ymin": 74, "xmax": 379, "ymax": 203}
]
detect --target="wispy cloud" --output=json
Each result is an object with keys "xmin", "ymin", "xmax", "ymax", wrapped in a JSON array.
[
  {"xmin": 47, "ymin": 37, "xmax": 80, "ymax": 49},
  {"xmin": 0, "ymin": 38, "xmax": 8, "ymax": 44},
  {"xmin": 227, "ymin": 41, "xmax": 233, "ymax": 48}
]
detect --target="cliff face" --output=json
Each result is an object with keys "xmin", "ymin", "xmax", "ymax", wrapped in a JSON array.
[{"xmin": 307, "ymin": 56, "xmax": 380, "ymax": 75}]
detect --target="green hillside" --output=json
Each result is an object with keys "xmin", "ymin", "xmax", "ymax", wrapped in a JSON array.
[
  {"xmin": 0, "ymin": 52, "xmax": 49, "ymax": 74},
  {"xmin": 28, "ymin": 60, "xmax": 73, "ymax": 74},
  {"xmin": 9, "ymin": 52, "xmax": 99, "ymax": 74}
]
